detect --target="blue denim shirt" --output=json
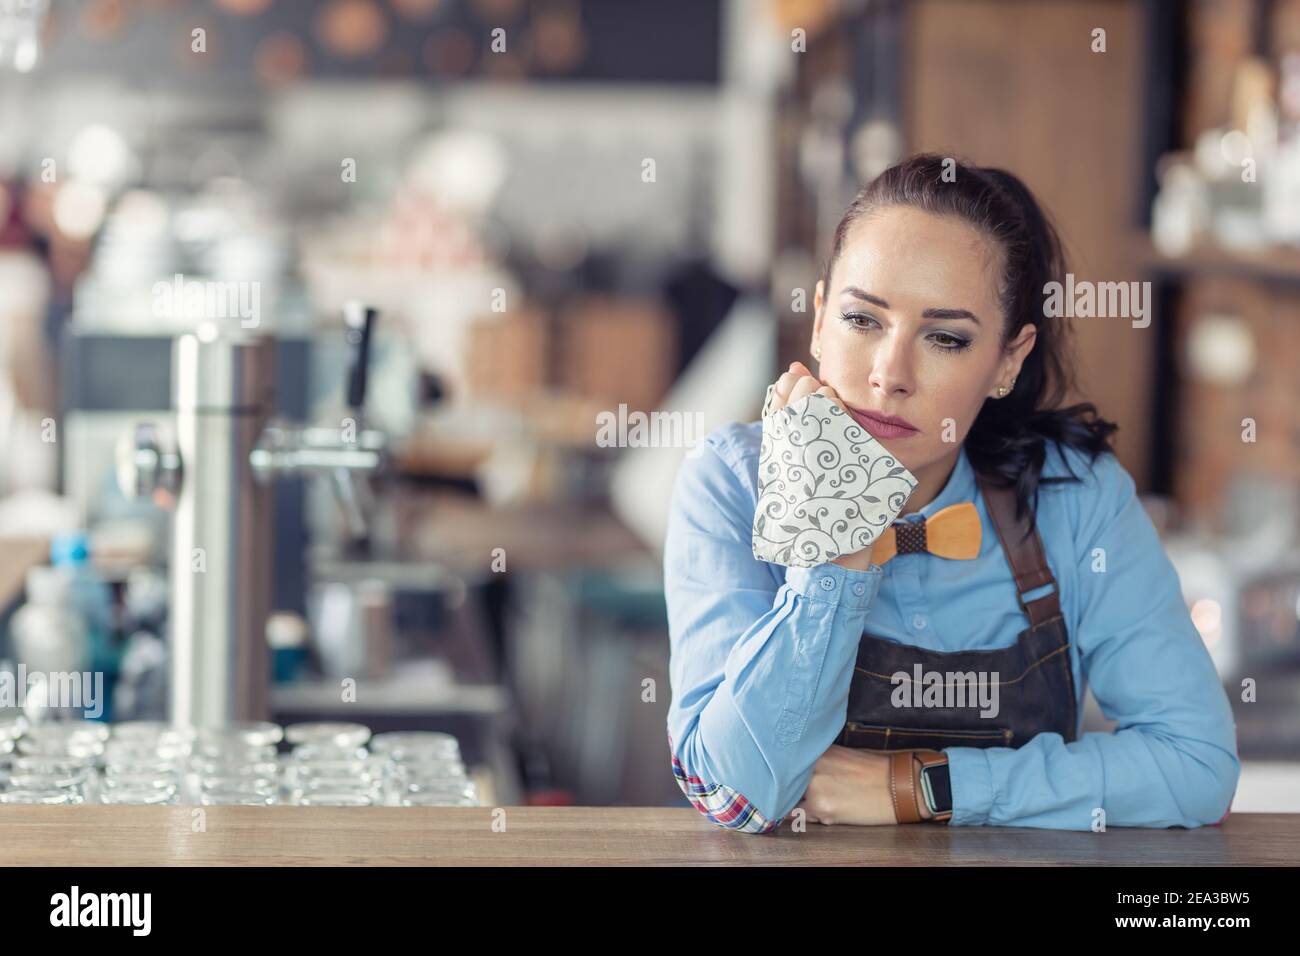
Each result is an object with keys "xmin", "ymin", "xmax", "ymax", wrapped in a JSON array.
[{"xmin": 665, "ymin": 420, "xmax": 1240, "ymax": 831}]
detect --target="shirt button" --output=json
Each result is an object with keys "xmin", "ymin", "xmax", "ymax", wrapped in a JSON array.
[
  {"xmin": 820, "ymin": 576, "xmax": 835, "ymax": 591},
  {"xmin": 853, "ymin": 583, "xmax": 866, "ymax": 596},
  {"xmin": 912, "ymin": 614, "xmax": 928, "ymax": 630}
]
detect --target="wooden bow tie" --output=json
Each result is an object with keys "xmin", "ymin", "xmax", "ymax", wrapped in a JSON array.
[{"xmin": 869, "ymin": 501, "xmax": 981, "ymax": 566}]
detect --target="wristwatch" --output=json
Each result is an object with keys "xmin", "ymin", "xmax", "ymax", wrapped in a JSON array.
[
  {"xmin": 887, "ymin": 750, "xmax": 952, "ymax": 823},
  {"xmin": 919, "ymin": 753, "xmax": 953, "ymax": 822}
]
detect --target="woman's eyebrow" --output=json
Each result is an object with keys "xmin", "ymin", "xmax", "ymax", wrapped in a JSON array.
[
  {"xmin": 922, "ymin": 307, "xmax": 981, "ymax": 325},
  {"xmin": 840, "ymin": 286, "xmax": 890, "ymax": 309}
]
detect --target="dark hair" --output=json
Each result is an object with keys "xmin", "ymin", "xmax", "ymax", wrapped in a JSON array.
[{"xmin": 818, "ymin": 153, "xmax": 1119, "ymax": 534}]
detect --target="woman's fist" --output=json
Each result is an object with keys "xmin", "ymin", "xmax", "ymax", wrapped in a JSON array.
[{"xmin": 766, "ymin": 361, "xmax": 843, "ymax": 414}]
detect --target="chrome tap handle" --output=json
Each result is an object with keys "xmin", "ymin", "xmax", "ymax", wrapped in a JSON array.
[{"xmin": 343, "ymin": 301, "xmax": 377, "ymax": 416}]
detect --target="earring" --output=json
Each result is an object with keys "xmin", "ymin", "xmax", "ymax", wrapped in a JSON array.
[
  {"xmin": 813, "ymin": 345, "xmax": 822, "ymax": 360},
  {"xmin": 996, "ymin": 386, "xmax": 1008, "ymax": 398}
]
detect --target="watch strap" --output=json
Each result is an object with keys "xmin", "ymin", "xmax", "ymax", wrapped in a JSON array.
[
  {"xmin": 888, "ymin": 750, "xmax": 952, "ymax": 824},
  {"xmin": 917, "ymin": 751, "xmax": 953, "ymax": 822},
  {"xmin": 887, "ymin": 751, "xmax": 925, "ymax": 823}
]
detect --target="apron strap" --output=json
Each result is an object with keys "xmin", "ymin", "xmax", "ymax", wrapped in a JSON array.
[{"xmin": 976, "ymin": 474, "xmax": 1062, "ymax": 627}]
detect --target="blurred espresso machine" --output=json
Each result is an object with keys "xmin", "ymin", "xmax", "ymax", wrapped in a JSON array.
[{"xmin": 115, "ymin": 304, "xmax": 386, "ymax": 728}]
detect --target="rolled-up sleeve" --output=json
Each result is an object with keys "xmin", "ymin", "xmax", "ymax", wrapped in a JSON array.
[
  {"xmin": 665, "ymin": 435, "xmax": 883, "ymax": 833},
  {"xmin": 945, "ymin": 451, "xmax": 1240, "ymax": 829}
]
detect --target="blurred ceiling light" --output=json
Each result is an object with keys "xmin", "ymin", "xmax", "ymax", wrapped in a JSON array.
[
  {"xmin": 316, "ymin": 0, "xmax": 387, "ymax": 58},
  {"xmin": 255, "ymin": 31, "xmax": 307, "ymax": 87},
  {"xmin": 1187, "ymin": 313, "xmax": 1256, "ymax": 386},
  {"xmin": 216, "ymin": 0, "xmax": 273, "ymax": 15},
  {"xmin": 10, "ymin": 35, "xmax": 38, "ymax": 72},
  {"xmin": 52, "ymin": 181, "xmax": 107, "ymax": 240},
  {"xmin": 390, "ymin": 0, "xmax": 445, "ymax": 20},
  {"xmin": 67, "ymin": 124, "xmax": 136, "ymax": 188},
  {"xmin": 0, "ymin": 0, "xmax": 50, "ymax": 73},
  {"xmin": 408, "ymin": 129, "xmax": 508, "ymax": 215}
]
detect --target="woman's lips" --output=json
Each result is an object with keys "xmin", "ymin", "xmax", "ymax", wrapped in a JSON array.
[{"xmin": 844, "ymin": 405, "xmax": 920, "ymax": 439}]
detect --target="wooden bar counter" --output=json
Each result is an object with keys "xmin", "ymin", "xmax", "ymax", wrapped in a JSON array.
[{"xmin": 0, "ymin": 808, "xmax": 1294, "ymax": 866}]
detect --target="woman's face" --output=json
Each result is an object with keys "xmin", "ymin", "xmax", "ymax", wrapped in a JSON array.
[{"xmin": 812, "ymin": 205, "xmax": 1037, "ymax": 478}]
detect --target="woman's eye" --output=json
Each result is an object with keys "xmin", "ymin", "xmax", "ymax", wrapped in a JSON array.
[
  {"xmin": 838, "ymin": 311, "xmax": 878, "ymax": 331},
  {"xmin": 929, "ymin": 332, "xmax": 971, "ymax": 352}
]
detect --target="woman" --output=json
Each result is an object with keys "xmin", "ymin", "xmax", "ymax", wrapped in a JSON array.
[{"xmin": 664, "ymin": 154, "xmax": 1239, "ymax": 831}]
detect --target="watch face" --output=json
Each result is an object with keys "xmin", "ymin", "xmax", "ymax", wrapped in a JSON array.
[{"xmin": 922, "ymin": 763, "xmax": 952, "ymax": 814}]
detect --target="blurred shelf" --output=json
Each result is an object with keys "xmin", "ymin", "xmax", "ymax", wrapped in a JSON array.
[
  {"xmin": 272, "ymin": 678, "xmax": 509, "ymax": 716},
  {"xmin": 1136, "ymin": 235, "xmax": 1300, "ymax": 284}
]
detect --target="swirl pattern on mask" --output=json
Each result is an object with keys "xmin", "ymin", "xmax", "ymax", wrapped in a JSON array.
[{"xmin": 752, "ymin": 386, "xmax": 917, "ymax": 568}]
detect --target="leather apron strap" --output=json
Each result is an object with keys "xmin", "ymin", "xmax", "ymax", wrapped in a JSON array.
[{"xmin": 976, "ymin": 474, "xmax": 1062, "ymax": 628}]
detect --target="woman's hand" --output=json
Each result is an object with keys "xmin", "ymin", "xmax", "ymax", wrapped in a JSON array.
[
  {"xmin": 794, "ymin": 745, "xmax": 900, "ymax": 826},
  {"xmin": 767, "ymin": 361, "xmax": 842, "ymax": 414},
  {"xmin": 764, "ymin": 362, "xmax": 881, "ymax": 571}
]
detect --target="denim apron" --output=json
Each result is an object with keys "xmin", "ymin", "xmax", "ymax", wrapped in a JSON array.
[{"xmin": 834, "ymin": 473, "xmax": 1078, "ymax": 752}]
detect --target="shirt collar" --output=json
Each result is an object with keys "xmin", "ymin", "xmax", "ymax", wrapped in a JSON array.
[{"xmin": 903, "ymin": 444, "xmax": 977, "ymax": 522}]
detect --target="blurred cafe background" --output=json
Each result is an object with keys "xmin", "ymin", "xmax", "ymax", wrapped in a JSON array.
[{"xmin": 0, "ymin": 0, "xmax": 1296, "ymax": 811}]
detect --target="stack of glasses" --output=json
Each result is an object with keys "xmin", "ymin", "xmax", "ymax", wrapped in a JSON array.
[
  {"xmin": 0, "ymin": 719, "xmax": 106, "ymax": 805},
  {"xmin": 191, "ymin": 722, "xmax": 283, "ymax": 806},
  {"xmin": 282, "ymin": 722, "xmax": 382, "ymax": 806},
  {"xmin": 0, "ymin": 719, "xmax": 479, "ymax": 806},
  {"xmin": 100, "ymin": 720, "xmax": 192, "ymax": 805},
  {"xmin": 371, "ymin": 731, "xmax": 478, "ymax": 807}
]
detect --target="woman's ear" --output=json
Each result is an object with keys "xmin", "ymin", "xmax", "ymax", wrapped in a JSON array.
[
  {"xmin": 810, "ymin": 280, "xmax": 826, "ymax": 352},
  {"xmin": 1005, "ymin": 322, "xmax": 1037, "ymax": 380}
]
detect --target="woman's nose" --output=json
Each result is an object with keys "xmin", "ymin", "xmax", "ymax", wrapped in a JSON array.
[{"xmin": 868, "ymin": 335, "xmax": 914, "ymax": 396}]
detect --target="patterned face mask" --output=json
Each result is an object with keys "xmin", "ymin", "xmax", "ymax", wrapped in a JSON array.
[{"xmin": 751, "ymin": 384, "xmax": 917, "ymax": 568}]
